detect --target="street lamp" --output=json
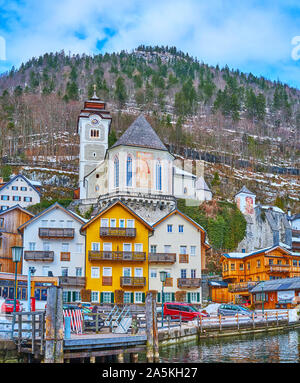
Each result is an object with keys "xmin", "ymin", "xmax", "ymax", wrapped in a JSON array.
[
  {"xmin": 160, "ymin": 271, "xmax": 167, "ymax": 328},
  {"xmin": 11, "ymin": 246, "xmax": 23, "ymax": 313}
]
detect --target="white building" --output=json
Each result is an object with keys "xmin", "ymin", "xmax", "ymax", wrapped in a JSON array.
[
  {"xmin": 18, "ymin": 203, "xmax": 87, "ymax": 303},
  {"xmin": 148, "ymin": 209, "xmax": 209, "ymax": 304},
  {"xmin": 0, "ymin": 174, "xmax": 41, "ymax": 211},
  {"xmin": 77, "ymin": 94, "xmax": 212, "ymax": 218}
]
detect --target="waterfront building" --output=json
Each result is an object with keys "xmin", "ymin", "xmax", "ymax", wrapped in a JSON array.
[
  {"xmin": 148, "ymin": 209, "xmax": 209, "ymax": 304},
  {"xmin": 211, "ymin": 244, "xmax": 300, "ymax": 305},
  {"xmin": 250, "ymin": 277, "xmax": 300, "ymax": 310},
  {"xmin": 0, "ymin": 271, "xmax": 58, "ymax": 303},
  {"xmin": 80, "ymin": 200, "xmax": 153, "ymax": 305},
  {"xmin": 0, "ymin": 174, "xmax": 41, "ymax": 211},
  {"xmin": 0, "ymin": 205, "xmax": 34, "ymax": 273},
  {"xmin": 18, "ymin": 202, "xmax": 86, "ymax": 303}
]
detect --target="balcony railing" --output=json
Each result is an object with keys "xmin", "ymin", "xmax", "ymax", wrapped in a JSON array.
[
  {"xmin": 120, "ymin": 277, "xmax": 146, "ymax": 287},
  {"xmin": 88, "ymin": 251, "xmax": 146, "ymax": 262},
  {"xmin": 177, "ymin": 278, "xmax": 201, "ymax": 288},
  {"xmin": 39, "ymin": 228, "xmax": 75, "ymax": 239},
  {"xmin": 266, "ymin": 264, "xmax": 290, "ymax": 273},
  {"xmin": 100, "ymin": 227, "xmax": 136, "ymax": 238},
  {"xmin": 59, "ymin": 276, "xmax": 86, "ymax": 287},
  {"xmin": 24, "ymin": 251, "xmax": 54, "ymax": 262},
  {"xmin": 148, "ymin": 253, "xmax": 176, "ymax": 264},
  {"xmin": 179, "ymin": 254, "xmax": 189, "ymax": 263},
  {"xmin": 228, "ymin": 281, "xmax": 258, "ymax": 292}
]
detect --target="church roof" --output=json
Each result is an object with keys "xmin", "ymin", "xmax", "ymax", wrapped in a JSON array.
[
  {"xmin": 196, "ymin": 176, "xmax": 211, "ymax": 192},
  {"xmin": 111, "ymin": 114, "xmax": 168, "ymax": 151},
  {"xmin": 235, "ymin": 185, "xmax": 256, "ymax": 196}
]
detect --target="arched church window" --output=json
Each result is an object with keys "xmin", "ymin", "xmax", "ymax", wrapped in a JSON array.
[
  {"xmin": 126, "ymin": 155, "xmax": 133, "ymax": 187},
  {"xmin": 156, "ymin": 161, "xmax": 162, "ymax": 191},
  {"xmin": 114, "ymin": 156, "xmax": 119, "ymax": 188}
]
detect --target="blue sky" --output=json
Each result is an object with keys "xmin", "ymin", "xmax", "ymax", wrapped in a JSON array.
[{"xmin": 0, "ymin": 0, "xmax": 300, "ymax": 88}]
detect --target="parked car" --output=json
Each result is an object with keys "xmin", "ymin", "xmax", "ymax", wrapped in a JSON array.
[
  {"xmin": 163, "ymin": 302, "xmax": 210, "ymax": 321},
  {"xmin": 217, "ymin": 304, "xmax": 254, "ymax": 317},
  {"xmin": 1, "ymin": 299, "xmax": 23, "ymax": 313}
]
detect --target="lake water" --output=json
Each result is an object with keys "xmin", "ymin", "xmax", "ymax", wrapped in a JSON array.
[{"xmin": 155, "ymin": 329, "xmax": 300, "ymax": 363}]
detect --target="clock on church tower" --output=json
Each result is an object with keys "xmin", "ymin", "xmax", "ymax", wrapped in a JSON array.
[{"xmin": 77, "ymin": 90, "xmax": 112, "ymax": 200}]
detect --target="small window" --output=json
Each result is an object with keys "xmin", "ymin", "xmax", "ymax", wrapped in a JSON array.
[
  {"xmin": 76, "ymin": 267, "xmax": 82, "ymax": 277},
  {"xmin": 178, "ymin": 225, "xmax": 184, "ymax": 233},
  {"xmin": 91, "ymin": 267, "xmax": 100, "ymax": 278},
  {"xmin": 0, "ymin": 218, "xmax": 4, "ymax": 228},
  {"xmin": 61, "ymin": 268, "xmax": 68, "ymax": 277},
  {"xmin": 190, "ymin": 246, "xmax": 196, "ymax": 256},
  {"xmin": 92, "ymin": 242, "xmax": 100, "ymax": 251},
  {"xmin": 150, "ymin": 245, "xmax": 157, "ymax": 253},
  {"xmin": 12, "ymin": 186, "xmax": 18, "ymax": 191},
  {"xmin": 167, "ymin": 224, "xmax": 172, "ymax": 233},
  {"xmin": 231, "ymin": 263, "xmax": 235, "ymax": 271}
]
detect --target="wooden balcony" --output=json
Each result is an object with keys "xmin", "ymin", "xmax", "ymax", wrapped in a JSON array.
[
  {"xmin": 148, "ymin": 253, "xmax": 176, "ymax": 264},
  {"xmin": 228, "ymin": 281, "xmax": 258, "ymax": 293},
  {"xmin": 177, "ymin": 278, "xmax": 201, "ymax": 288},
  {"xmin": 88, "ymin": 251, "xmax": 146, "ymax": 262},
  {"xmin": 39, "ymin": 228, "xmax": 75, "ymax": 239},
  {"xmin": 179, "ymin": 254, "xmax": 189, "ymax": 263},
  {"xmin": 60, "ymin": 252, "xmax": 70, "ymax": 261},
  {"xmin": 164, "ymin": 277, "xmax": 173, "ymax": 287},
  {"xmin": 120, "ymin": 277, "xmax": 146, "ymax": 287},
  {"xmin": 102, "ymin": 276, "xmax": 112, "ymax": 286},
  {"xmin": 266, "ymin": 264, "xmax": 290, "ymax": 273},
  {"xmin": 100, "ymin": 227, "xmax": 136, "ymax": 238},
  {"xmin": 59, "ymin": 276, "xmax": 86, "ymax": 287},
  {"xmin": 24, "ymin": 251, "xmax": 54, "ymax": 262}
]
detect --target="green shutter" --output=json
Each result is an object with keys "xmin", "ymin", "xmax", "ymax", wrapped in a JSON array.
[
  {"xmin": 172, "ymin": 293, "xmax": 175, "ymax": 302},
  {"xmin": 187, "ymin": 292, "xmax": 191, "ymax": 303},
  {"xmin": 142, "ymin": 293, "xmax": 145, "ymax": 303},
  {"xmin": 111, "ymin": 292, "xmax": 114, "ymax": 304},
  {"xmin": 157, "ymin": 293, "xmax": 161, "ymax": 303},
  {"xmin": 100, "ymin": 292, "xmax": 103, "ymax": 303},
  {"xmin": 197, "ymin": 292, "xmax": 200, "ymax": 303},
  {"xmin": 72, "ymin": 291, "xmax": 76, "ymax": 302},
  {"xmin": 67, "ymin": 291, "xmax": 71, "ymax": 303},
  {"xmin": 131, "ymin": 292, "xmax": 134, "ymax": 303}
]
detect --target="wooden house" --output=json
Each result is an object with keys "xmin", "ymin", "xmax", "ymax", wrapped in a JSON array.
[{"xmin": 0, "ymin": 205, "xmax": 34, "ymax": 273}]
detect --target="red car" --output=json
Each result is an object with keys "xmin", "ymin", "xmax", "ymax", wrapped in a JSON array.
[
  {"xmin": 163, "ymin": 302, "xmax": 210, "ymax": 321},
  {"xmin": 1, "ymin": 299, "xmax": 22, "ymax": 313}
]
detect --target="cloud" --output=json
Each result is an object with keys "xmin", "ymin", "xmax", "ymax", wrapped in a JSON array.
[{"xmin": 0, "ymin": 0, "xmax": 299, "ymax": 87}]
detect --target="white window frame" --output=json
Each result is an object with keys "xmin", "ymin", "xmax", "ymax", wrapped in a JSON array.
[
  {"xmin": 190, "ymin": 246, "xmax": 196, "ymax": 256},
  {"xmin": 119, "ymin": 219, "xmax": 125, "ymax": 228},
  {"xmin": 102, "ymin": 292, "xmax": 112, "ymax": 304},
  {"xmin": 61, "ymin": 267, "xmax": 68, "ymax": 277},
  {"xmin": 123, "ymin": 243, "xmax": 132, "ymax": 252},
  {"xmin": 103, "ymin": 242, "xmax": 112, "ymax": 251},
  {"xmin": 123, "ymin": 292, "xmax": 131, "ymax": 304},
  {"xmin": 62, "ymin": 243, "xmax": 69, "ymax": 252},
  {"xmin": 135, "ymin": 292, "xmax": 143, "ymax": 304},
  {"xmin": 92, "ymin": 242, "xmax": 100, "ymax": 251},
  {"xmin": 123, "ymin": 267, "xmax": 131, "ymax": 277},
  {"xmin": 150, "ymin": 269, "xmax": 157, "ymax": 278},
  {"xmin": 103, "ymin": 267, "xmax": 112, "ymax": 277},
  {"xmin": 29, "ymin": 242, "xmax": 36, "ymax": 251},
  {"xmin": 134, "ymin": 243, "xmax": 143, "ymax": 252},
  {"xmin": 134, "ymin": 268, "xmax": 143, "ymax": 277},
  {"xmin": 127, "ymin": 219, "xmax": 135, "ymax": 228},
  {"xmin": 75, "ymin": 267, "xmax": 82, "ymax": 277},
  {"xmin": 91, "ymin": 291, "xmax": 99, "ymax": 303},
  {"xmin": 190, "ymin": 292, "xmax": 198, "ymax": 303},
  {"xmin": 110, "ymin": 219, "xmax": 116, "ymax": 227},
  {"xmin": 101, "ymin": 218, "xmax": 109, "ymax": 227},
  {"xmin": 91, "ymin": 267, "xmax": 100, "ymax": 279}
]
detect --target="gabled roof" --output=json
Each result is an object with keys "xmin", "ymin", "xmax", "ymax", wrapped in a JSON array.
[
  {"xmin": 196, "ymin": 176, "xmax": 212, "ymax": 192},
  {"xmin": 110, "ymin": 114, "xmax": 168, "ymax": 152},
  {"xmin": 18, "ymin": 202, "xmax": 86, "ymax": 232},
  {"xmin": 235, "ymin": 185, "xmax": 256, "ymax": 197},
  {"xmin": 0, "ymin": 204, "xmax": 34, "ymax": 218},
  {"xmin": 152, "ymin": 208, "xmax": 206, "ymax": 234},
  {"xmin": 0, "ymin": 174, "xmax": 41, "ymax": 196},
  {"xmin": 223, "ymin": 245, "xmax": 292, "ymax": 260},
  {"xmin": 80, "ymin": 200, "xmax": 153, "ymax": 232}
]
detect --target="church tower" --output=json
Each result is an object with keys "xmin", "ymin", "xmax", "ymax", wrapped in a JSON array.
[
  {"xmin": 235, "ymin": 185, "xmax": 256, "ymax": 216},
  {"xmin": 77, "ymin": 87, "xmax": 112, "ymax": 199}
]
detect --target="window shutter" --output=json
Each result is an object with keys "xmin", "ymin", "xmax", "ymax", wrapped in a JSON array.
[
  {"xmin": 157, "ymin": 292, "xmax": 161, "ymax": 303},
  {"xmin": 187, "ymin": 292, "xmax": 191, "ymax": 303},
  {"xmin": 142, "ymin": 293, "xmax": 145, "ymax": 303},
  {"xmin": 67, "ymin": 291, "xmax": 71, "ymax": 303},
  {"xmin": 100, "ymin": 292, "xmax": 103, "ymax": 303},
  {"xmin": 197, "ymin": 292, "xmax": 200, "ymax": 303},
  {"xmin": 172, "ymin": 293, "xmax": 175, "ymax": 302},
  {"xmin": 72, "ymin": 291, "xmax": 76, "ymax": 302},
  {"xmin": 111, "ymin": 292, "xmax": 114, "ymax": 303},
  {"xmin": 131, "ymin": 292, "xmax": 134, "ymax": 303}
]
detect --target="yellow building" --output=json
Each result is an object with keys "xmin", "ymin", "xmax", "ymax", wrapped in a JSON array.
[{"xmin": 80, "ymin": 200, "xmax": 153, "ymax": 304}]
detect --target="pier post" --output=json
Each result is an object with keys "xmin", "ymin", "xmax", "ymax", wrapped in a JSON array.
[
  {"xmin": 145, "ymin": 291, "xmax": 159, "ymax": 363},
  {"xmin": 44, "ymin": 286, "xmax": 64, "ymax": 363}
]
